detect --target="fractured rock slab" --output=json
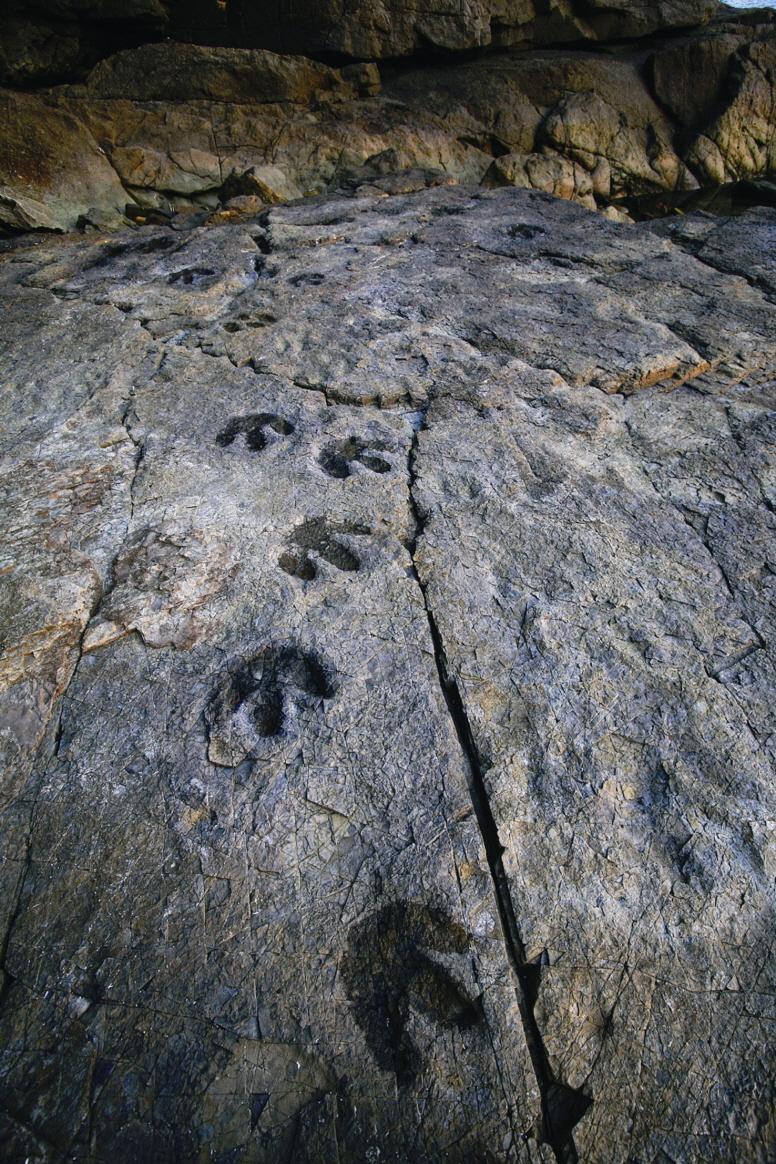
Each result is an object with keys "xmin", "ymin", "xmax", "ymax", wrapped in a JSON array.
[{"xmin": 0, "ymin": 185, "xmax": 774, "ymax": 1162}]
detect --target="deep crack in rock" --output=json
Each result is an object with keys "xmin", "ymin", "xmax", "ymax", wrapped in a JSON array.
[{"xmin": 405, "ymin": 407, "xmax": 592, "ymax": 1160}]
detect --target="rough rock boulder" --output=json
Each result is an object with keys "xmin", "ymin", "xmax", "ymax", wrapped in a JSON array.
[{"xmin": 0, "ymin": 88, "xmax": 128, "ymax": 232}]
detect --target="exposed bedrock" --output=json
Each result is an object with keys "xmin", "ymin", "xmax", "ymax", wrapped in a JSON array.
[
  {"xmin": 0, "ymin": 185, "xmax": 774, "ymax": 1162},
  {"xmin": 2, "ymin": 8, "xmax": 775, "ymax": 234}
]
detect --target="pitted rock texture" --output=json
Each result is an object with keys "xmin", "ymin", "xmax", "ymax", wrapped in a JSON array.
[
  {"xmin": 2, "ymin": 10, "xmax": 775, "ymax": 234},
  {"xmin": 0, "ymin": 186, "xmax": 774, "ymax": 1163}
]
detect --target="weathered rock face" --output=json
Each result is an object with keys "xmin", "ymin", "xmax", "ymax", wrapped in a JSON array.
[
  {"xmin": 1, "ymin": 0, "xmax": 172, "ymax": 86},
  {"xmin": 1, "ymin": 185, "xmax": 774, "ymax": 1162},
  {"xmin": 0, "ymin": 88, "xmax": 129, "ymax": 232},
  {"xmin": 2, "ymin": 11, "xmax": 775, "ymax": 234},
  {"xmin": 0, "ymin": 0, "xmax": 720, "ymax": 86},
  {"xmin": 230, "ymin": 0, "xmax": 718, "ymax": 59}
]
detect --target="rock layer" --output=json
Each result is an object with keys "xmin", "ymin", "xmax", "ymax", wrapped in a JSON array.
[
  {"xmin": 0, "ymin": 185, "xmax": 774, "ymax": 1162},
  {"xmin": 0, "ymin": 0, "xmax": 720, "ymax": 86},
  {"xmin": 230, "ymin": 0, "xmax": 718, "ymax": 60},
  {"xmin": 1, "ymin": 0, "xmax": 172, "ymax": 87}
]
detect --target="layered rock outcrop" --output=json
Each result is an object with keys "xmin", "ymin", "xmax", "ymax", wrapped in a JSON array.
[
  {"xmin": 231, "ymin": 0, "xmax": 718, "ymax": 60},
  {"xmin": 1, "ymin": 184, "xmax": 774, "ymax": 1163},
  {"xmin": 0, "ymin": 0, "xmax": 720, "ymax": 86},
  {"xmin": 2, "ymin": 8, "xmax": 775, "ymax": 234}
]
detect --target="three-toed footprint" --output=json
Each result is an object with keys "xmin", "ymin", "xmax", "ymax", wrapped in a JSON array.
[
  {"xmin": 216, "ymin": 412, "xmax": 294, "ymax": 452},
  {"xmin": 318, "ymin": 436, "xmax": 392, "ymax": 479},
  {"xmin": 341, "ymin": 902, "xmax": 483, "ymax": 1084},
  {"xmin": 278, "ymin": 517, "xmax": 371, "ymax": 582},
  {"xmin": 206, "ymin": 644, "xmax": 336, "ymax": 766}
]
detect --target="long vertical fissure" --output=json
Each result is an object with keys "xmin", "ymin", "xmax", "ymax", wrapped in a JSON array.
[{"xmin": 406, "ymin": 412, "xmax": 590, "ymax": 1163}]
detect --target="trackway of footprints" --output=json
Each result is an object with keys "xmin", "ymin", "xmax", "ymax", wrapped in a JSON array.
[
  {"xmin": 209, "ymin": 411, "xmax": 397, "ymax": 753},
  {"xmin": 216, "ymin": 410, "xmax": 394, "ymax": 583},
  {"xmin": 205, "ymin": 409, "xmax": 487, "ymax": 1084}
]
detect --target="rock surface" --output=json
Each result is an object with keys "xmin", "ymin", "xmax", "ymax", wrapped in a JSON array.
[
  {"xmin": 2, "ymin": 10, "xmax": 775, "ymax": 233},
  {"xmin": 1, "ymin": 185, "xmax": 774, "ymax": 1162}
]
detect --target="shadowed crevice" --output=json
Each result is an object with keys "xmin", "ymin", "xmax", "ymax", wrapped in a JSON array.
[{"xmin": 405, "ymin": 405, "xmax": 592, "ymax": 1161}]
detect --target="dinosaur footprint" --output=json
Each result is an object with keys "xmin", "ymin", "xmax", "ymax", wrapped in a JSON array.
[
  {"xmin": 206, "ymin": 645, "xmax": 335, "ymax": 767},
  {"xmin": 341, "ymin": 902, "xmax": 483, "ymax": 1084},
  {"xmin": 318, "ymin": 437, "xmax": 391, "ymax": 479},
  {"xmin": 278, "ymin": 517, "xmax": 370, "ymax": 582},
  {"xmin": 216, "ymin": 413, "xmax": 294, "ymax": 452}
]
